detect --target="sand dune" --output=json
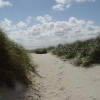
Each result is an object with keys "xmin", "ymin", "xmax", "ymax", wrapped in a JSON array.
[
  {"xmin": 31, "ymin": 53, "xmax": 100, "ymax": 100},
  {"xmin": 1, "ymin": 53, "xmax": 100, "ymax": 100},
  {"xmin": 0, "ymin": 77, "xmax": 40, "ymax": 100}
]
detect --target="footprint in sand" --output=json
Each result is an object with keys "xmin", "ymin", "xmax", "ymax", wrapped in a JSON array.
[{"xmin": 58, "ymin": 71, "xmax": 64, "ymax": 75}]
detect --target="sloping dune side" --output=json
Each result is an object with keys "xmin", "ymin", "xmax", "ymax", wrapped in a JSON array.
[
  {"xmin": 31, "ymin": 53, "xmax": 100, "ymax": 100},
  {"xmin": 0, "ymin": 73, "xmax": 40, "ymax": 100},
  {"xmin": 0, "ymin": 30, "xmax": 40, "ymax": 100}
]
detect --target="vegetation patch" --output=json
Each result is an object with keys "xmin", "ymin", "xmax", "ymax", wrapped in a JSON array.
[
  {"xmin": 28, "ymin": 46, "xmax": 55, "ymax": 54},
  {"xmin": 52, "ymin": 36, "xmax": 100, "ymax": 67},
  {"xmin": 33, "ymin": 48, "xmax": 48, "ymax": 54},
  {"xmin": 0, "ymin": 30, "xmax": 35, "ymax": 87}
]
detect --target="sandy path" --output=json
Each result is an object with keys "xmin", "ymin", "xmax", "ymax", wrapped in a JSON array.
[{"xmin": 31, "ymin": 53, "xmax": 100, "ymax": 100}]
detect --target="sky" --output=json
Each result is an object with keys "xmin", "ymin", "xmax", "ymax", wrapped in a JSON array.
[{"xmin": 0, "ymin": 0, "xmax": 100, "ymax": 49}]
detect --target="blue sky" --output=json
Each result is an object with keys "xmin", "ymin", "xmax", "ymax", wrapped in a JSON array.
[
  {"xmin": 0, "ymin": 0, "xmax": 100, "ymax": 24},
  {"xmin": 0, "ymin": 0, "xmax": 100, "ymax": 49}
]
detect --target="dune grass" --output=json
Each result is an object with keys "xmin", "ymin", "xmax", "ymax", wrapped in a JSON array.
[
  {"xmin": 32, "ymin": 48, "xmax": 48, "ymax": 54},
  {"xmin": 0, "ymin": 30, "xmax": 35, "ymax": 87},
  {"xmin": 29, "ymin": 46, "xmax": 55, "ymax": 54},
  {"xmin": 52, "ymin": 36, "xmax": 100, "ymax": 67}
]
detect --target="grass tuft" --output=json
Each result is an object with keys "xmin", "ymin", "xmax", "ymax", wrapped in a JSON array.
[
  {"xmin": 33, "ymin": 48, "xmax": 47, "ymax": 54},
  {"xmin": 0, "ymin": 30, "xmax": 35, "ymax": 87},
  {"xmin": 52, "ymin": 36, "xmax": 100, "ymax": 67}
]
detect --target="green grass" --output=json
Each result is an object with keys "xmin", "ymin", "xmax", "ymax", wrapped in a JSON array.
[
  {"xmin": 52, "ymin": 36, "xmax": 100, "ymax": 67},
  {"xmin": 32, "ymin": 48, "xmax": 48, "ymax": 54},
  {"xmin": 0, "ymin": 30, "xmax": 35, "ymax": 87},
  {"xmin": 28, "ymin": 46, "xmax": 55, "ymax": 54}
]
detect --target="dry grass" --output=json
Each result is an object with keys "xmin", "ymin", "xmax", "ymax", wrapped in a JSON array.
[
  {"xmin": 0, "ymin": 30, "xmax": 35, "ymax": 87},
  {"xmin": 52, "ymin": 36, "xmax": 100, "ymax": 67}
]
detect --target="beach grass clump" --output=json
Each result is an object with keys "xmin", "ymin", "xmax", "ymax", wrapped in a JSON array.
[
  {"xmin": 0, "ymin": 30, "xmax": 35, "ymax": 87},
  {"xmin": 46, "ymin": 46, "xmax": 55, "ymax": 52},
  {"xmin": 34, "ymin": 48, "xmax": 47, "ymax": 54},
  {"xmin": 52, "ymin": 36, "xmax": 100, "ymax": 67}
]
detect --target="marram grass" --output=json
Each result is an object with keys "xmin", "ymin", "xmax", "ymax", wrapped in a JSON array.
[
  {"xmin": 0, "ymin": 30, "xmax": 35, "ymax": 87},
  {"xmin": 52, "ymin": 36, "xmax": 100, "ymax": 67}
]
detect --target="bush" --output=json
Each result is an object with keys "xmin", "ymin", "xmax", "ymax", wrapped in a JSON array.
[
  {"xmin": 0, "ymin": 30, "xmax": 35, "ymax": 87},
  {"xmin": 46, "ymin": 46, "xmax": 55, "ymax": 52},
  {"xmin": 34, "ymin": 48, "xmax": 47, "ymax": 54},
  {"xmin": 73, "ymin": 57, "xmax": 82, "ymax": 66},
  {"xmin": 52, "ymin": 36, "xmax": 100, "ymax": 67}
]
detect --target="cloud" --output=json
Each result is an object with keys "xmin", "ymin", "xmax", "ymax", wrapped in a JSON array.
[
  {"xmin": 53, "ymin": 4, "xmax": 64, "ymax": 11},
  {"xmin": 53, "ymin": 0, "xmax": 96, "ymax": 10},
  {"xmin": 0, "ymin": 0, "xmax": 12, "ymax": 8},
  {"xmin": 0, "ymin": 15, "xmax": 100, "ymax": 49},
  {"xmin": 36, "ymin": 15, "xmax": 52, "ymax": 23},
  {"xmin": 0, "ymin": 18, "xmax": 12, "ymax": 31},
  {"xmin": 17, "ymin": 21, "xmax": 27, "ymax": 28},
  {"xmin": 26, "ymin": 16, "xmax": 32, "ymax": 24}
]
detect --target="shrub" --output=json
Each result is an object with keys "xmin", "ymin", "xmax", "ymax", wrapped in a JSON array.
[
  {"xmin": 34, "ymin": 48, "xmax": 47, "ymax": 54},
  {"xmin": 73, "ymin": 57, "xmax": 82, "ymax": 66},
  {"xmin": 52, "ymin": 35, "xmax": 100, "ymax": 67},
  {"xmin": 46, "ymin": 46, "xmax": 55, "ymax": 52}
]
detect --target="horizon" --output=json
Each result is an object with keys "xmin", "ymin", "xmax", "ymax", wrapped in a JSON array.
[{"xmin": 0, "ymin": 0, "xmax": 100, "ymax": 49}]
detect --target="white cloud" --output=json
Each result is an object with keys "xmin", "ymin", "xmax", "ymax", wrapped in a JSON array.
[
  {"xmin": 0, "ymin": 18, "xmax": 12, "ymax": 31},
  {"xmin": 66, "ymin": 4, "xmax": 71, "ymax": 8},
  {"xmin": 36, "ymin": 15, "xmax": 52, "ymax": 23},
  {"xmin": 53, "ymin": 0, "xmax": 96, "ymax": 10},
  {"xmin": 0, "ymin": 15, "xmax": 100, "ymax": 49},
  {"xmin": 17, "ymin": 21, "xmax": 27, "ymax": 28},
  {"xmin": 0, "ymin": 0, "xmax": 12, "ymax": 8},
  {"xmin": 26, "ymin": 16, "xmax": 32, "ymax": 24},
  {"xmin": 53, "ymin": 4, "xmax": 64, "ymax": 11},
  {"xmin": 55, "ymin": 0, "xmax": 66, "ymax": 4}
]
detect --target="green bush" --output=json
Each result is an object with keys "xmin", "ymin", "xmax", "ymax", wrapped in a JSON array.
[
  {"xmin": 52, "ymin": 36, "xmax": 100, "ymax": 67},
  {"xmin": 0, "ymin": 30, "xmax": 35, "ymax": 87},
  {"xmin": 46, "ymin": 46, "xmax": 55, "ymax": 52},
  {"xmin": 34, "ymin": 48, "xmax": 47, "ymax": 54}
]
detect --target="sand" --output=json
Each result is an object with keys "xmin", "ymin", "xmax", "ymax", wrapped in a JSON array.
[
  {"xmin": 31, "ymin": 53, "xmax": 100, "ymax": 100},
  {"xmin": 1, "ymin": 53, "xmax": 100, "ymax": 100}
]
